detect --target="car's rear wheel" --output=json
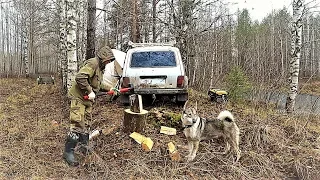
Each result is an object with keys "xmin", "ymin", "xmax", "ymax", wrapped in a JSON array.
[
  {"xmin": 141, "ymin": 95, "xmax": 155, "ymax": 106},
  {"xmin": 176, "ymin": 100, "xmax": 186, "ymax": 107}
]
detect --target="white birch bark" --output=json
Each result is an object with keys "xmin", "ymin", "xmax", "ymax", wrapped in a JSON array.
[
  {"xmin": 76, "ymin": 0, "xmax": 84, "ymax": 65},
  {"xmin": 286, "ymin": 0, "xmax": 304, "ymax": 113},
  {"xmin": 202, "ymin": 51, "xmax": 206, "ymax": 89},
  {"xmin": 5, "ymin": 4, "xmax": 9, "ymax": 76},
  {"xmin": 280, "ymin": 36, "xmax": 284, "ymax": 77},
  {"xmin": 192, "ymin": 57, "xmax": 197, "ymax": 86},
  {"xmin": 230, "ymin": 17, "xmax": 237, "ymax": 65},
  {"xmin": 58, "ymin": 0, "xmax": 67, "ymax": 90},
  {"xmin": 313, "ymin": 21, "xmax": 317, "ymax": 75},
  {"xmin": 304, "ymin": 17, "xmax": 309, "ymax": 76},
  {"xmin": 210, "ymin": 29, "xmax": 217, "ymax": 88},
  {"xmin": 22, "ymin": 22, "xmax": 29, "ymax": 77},
  {"xmin": 66, "ymin": 0, "xmax": 78, "ymax": 90}
]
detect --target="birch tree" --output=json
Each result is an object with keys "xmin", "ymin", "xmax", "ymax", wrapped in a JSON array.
[
  {"xmin": 77, "ymin": 0, "xmax": 87, "ymax": 65},
  {"xmin": 22, "ymin": 20, "xmax": 28, "ymax": 77},
  {"xmin": 286, "ymin": 0, "xmax": 304, "ymax": 113},
  {"xmin": 58, "ymin": 0, "xmax": 67, "ymax": 91},
  {"xmin": 66, "ymin": 0, "xmax": 78, "ymax": 90}
]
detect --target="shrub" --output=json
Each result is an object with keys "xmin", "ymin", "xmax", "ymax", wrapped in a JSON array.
[{"xmin": 225, "ymin": 66, "xmax": 252, "ymax": 102}]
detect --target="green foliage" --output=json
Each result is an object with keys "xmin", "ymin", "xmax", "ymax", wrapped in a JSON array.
[
  {"xmin": 166, "ymin": 112, "xmax": 182, "ymax": 124},
  {"xmin": 236, "ymin": 9, "xmax": 253, "ymax": 44},
  {"xmin": 148, "ymin": 110, "xmax": 182, "ymax": 129},
  {"xmin": 235, "ymin": 9, "xmax": 254, "ymax": 66},
  {"xmin": 225, "ymin": 66, "xmax": 252, "ymax": 102}
]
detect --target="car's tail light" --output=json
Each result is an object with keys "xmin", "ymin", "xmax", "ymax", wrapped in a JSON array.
[
  {"xmin": 177, "ymin": 76, "xmax": 184, "ymax": 88},
  {"xmin": 122, "ymin": 77, "xmax": 130, "ymax": 88}
]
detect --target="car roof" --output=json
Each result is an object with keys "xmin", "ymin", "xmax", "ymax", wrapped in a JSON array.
[{"xmin": 128, "ymin": 46, "xmax": 179, "ymax": 52}]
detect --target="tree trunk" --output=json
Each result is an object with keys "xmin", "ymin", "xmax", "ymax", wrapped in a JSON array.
[
  {"xmin": 286, "ymin": 0, "xmax": 304, "ymax": 114},
  {"xmin": 152, "ymin": 0, "xmax": 157, "ymax": 42},
  {"xmin": 59, "ymin": 0, "xmax": 67, "ymax": 91},
  {"xmin": 80, "ymin": 1, "xmax": 88, "ymax": 62},
  {"xmin": 66, "ymin": 0, "xmax": 78, "ymax": 90},
  {"xmin": 86, "ymin": 0, "xmax": 96, "ymax": 59},
  {"xmin": 0, "ymin": 5, "xmax": 3, "ymax": 75},
  {"xmin": 131, "ymin": 0, "xmax": 140, "ymax": 43},
  {"xmin": 22, "ymin": 21, "xmax": 28, "ymax": 78},
  {"xmin": 76, "ymin": 0, "xmax": 84, "ymax": 68},
  {"xmin": 5, "ymin": 5, "xmax": 9, "ymax": 76},
  {"xmin": 103, "ymin": 0, "xmax": 108, "ymax": 45}
]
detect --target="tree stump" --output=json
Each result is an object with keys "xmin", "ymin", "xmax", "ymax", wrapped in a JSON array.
[{"xmin": 123, "ymin": 94, "xmax": 148, "ymax": 133}]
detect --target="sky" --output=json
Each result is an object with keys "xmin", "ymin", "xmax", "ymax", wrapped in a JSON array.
[
  {"xmin": 227, "ymin": 0, "xmax": 293, "ymax": 21},
  {"xmin": 228, "ymin": 0, "xmax": 320, "ymax": 22},
  {"xmin": 95, "ymin": 0, "xmax": 319, "ymax": 22},
  {"xmin": 95, "ymin": 0, "xmax": 291, "ymax": 21}
]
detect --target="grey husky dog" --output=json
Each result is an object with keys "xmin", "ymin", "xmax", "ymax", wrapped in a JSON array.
[{"xmin": 181, "ymin": 101, "xmax": 241, "ymax": 162}]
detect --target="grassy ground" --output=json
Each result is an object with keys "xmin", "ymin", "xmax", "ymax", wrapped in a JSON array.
[
  {"xmin": 300, "ymin": 80, "xmax": 320, "ymax": 96},
  {"xmin": 0, "ymin": 78, "xmax": 320, "ymax": 180}
]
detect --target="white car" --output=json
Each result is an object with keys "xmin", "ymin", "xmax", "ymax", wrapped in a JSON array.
[{"xmin": 120, "ymin": 43, "xmax": 188, "ymax": 105}]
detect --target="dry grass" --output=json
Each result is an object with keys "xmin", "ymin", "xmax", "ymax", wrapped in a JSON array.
[
  {"xmin": 0, "ymin": 78, "xmax": 320, "ymax": 179},
  {"xmin": 300, "ymin": 79, "xmax": 320, "ymax": 96}
]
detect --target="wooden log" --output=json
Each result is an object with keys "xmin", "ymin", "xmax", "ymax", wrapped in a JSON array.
[
  {"xmin": 123, "ymin": 94, "xmax": 148, "ymax": 133},
  {"xmin": 141, "ymin": 137, "xmax": 153, "ymax": 152},
  {"xmin": 129, "ymin": 132, "xmax": 154, "ymax": 152},
  {"xmin": 129, "ymin": 132, "xmax": 146, "ymax": 144},
  {"xmin": 123, "ymin": 109, "xmax": 148, "ymax": 133},
  {"xmin": 168, "ymin": 142, "xmax": 181, "ymax": 161},
  {"xmin": 129, "ymin": 94, "xmax": 143, "ymax": 113},
  {"xmin": 160, "ymin": 126, "xmax": 177, "ymax": 135}
]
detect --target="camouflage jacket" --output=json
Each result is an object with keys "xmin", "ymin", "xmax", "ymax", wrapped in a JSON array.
[{"xmin": 68, "ymin": 57, "xmax": 106, "ymax": 100}]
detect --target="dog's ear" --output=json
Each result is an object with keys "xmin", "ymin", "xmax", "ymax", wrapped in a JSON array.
[{"xmin": 183, "ymin": 100, "xmax": 188, "ymax": 111}]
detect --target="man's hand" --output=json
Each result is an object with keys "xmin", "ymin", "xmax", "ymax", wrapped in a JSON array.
[
  {"xmin": 111, "ymin": 88, "xmax": 120, "ymax": 96},
  {"xmin": 88, "ymin": 91, "xmax": 96, "ymax": 100}
]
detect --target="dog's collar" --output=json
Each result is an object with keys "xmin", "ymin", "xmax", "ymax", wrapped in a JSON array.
[
  {"xmin": 183, "ymin": 119, "xmax": 197, "ymax": 130},
  {"xmin": 182, "ymin": 125, "xmax": 193, "ymax": 130},
  {"xmin": 182, "ymin": 117, "xmax": 203, "ymax": 130},
  {"xmin": 183, "ymin": 117, "xmax": 197, "ymax": 130}
]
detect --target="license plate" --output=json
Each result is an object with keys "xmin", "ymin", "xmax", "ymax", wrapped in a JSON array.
[{"xmin": 140, "ymin": 78, "xmax": 166, "ymax": 87}]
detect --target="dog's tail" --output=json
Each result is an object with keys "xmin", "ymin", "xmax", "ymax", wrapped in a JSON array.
[{"xmin": 217, "ymin": 110, "xmax": 234, "ymax": 122}]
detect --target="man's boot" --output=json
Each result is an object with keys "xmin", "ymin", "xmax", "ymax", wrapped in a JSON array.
[
  {"xmin": 79, "ymin": 133, "xmax": 91, "ymax": 155},
  {"xmin": 63, "ymin": 131, "xmax": 80, "ymax": 166}
]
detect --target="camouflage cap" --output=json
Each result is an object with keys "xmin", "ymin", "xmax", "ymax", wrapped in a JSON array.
[{"xmin": 97, "ymin": 46, "xmax": 115, "ymax": 64}]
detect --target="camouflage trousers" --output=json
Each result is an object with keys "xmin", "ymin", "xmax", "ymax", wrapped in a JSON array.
[{"xmin": 69, "ymin": 98, "xmax": 93, "ymax": 133}]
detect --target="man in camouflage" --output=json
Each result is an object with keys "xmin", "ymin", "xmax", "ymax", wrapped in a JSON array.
[{"xmin": 63, "ymin": 46, "xmax": 115, "ymax": 166}]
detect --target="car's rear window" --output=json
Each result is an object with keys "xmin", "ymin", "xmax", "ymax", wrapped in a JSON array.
[{"xmin": 130, "ymin": 51, "xmax": 176, "ymax": 67}]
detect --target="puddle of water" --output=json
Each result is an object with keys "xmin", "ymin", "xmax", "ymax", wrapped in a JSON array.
[{"xmin": 248, "ymin": 90, "xmax": 320, "ymax": 115}]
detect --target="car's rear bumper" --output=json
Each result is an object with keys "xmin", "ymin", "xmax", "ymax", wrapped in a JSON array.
[
  {"xmin": 119, "ymin": 88, "xmax": 188, "ymax": 104},
  {"xmin": 135, "ymin": 88, "xmax": 187, "ymax": 95},
  {"xmin": 123, "ymin": 88, "xmax": 188, "ymax": 95}
]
